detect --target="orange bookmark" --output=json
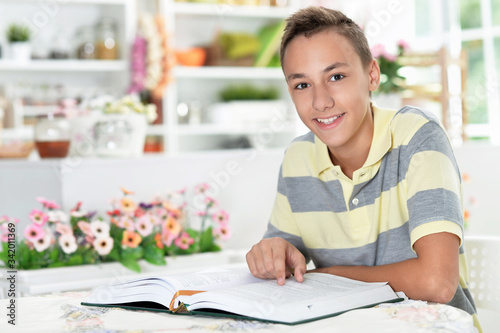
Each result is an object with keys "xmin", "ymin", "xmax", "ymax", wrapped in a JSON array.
[{"xmin": 169, "ymin": 290, "xmax": 206, "ymax": 311}]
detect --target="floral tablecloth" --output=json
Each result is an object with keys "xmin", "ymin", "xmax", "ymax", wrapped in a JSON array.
[{"xmin": 0, "ymin": 291, "xmax": 477, "ymax": 333}]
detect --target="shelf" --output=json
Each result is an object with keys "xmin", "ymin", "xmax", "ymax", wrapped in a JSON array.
[
  {"xmin": 177, "ymin": 123, "xmax": 295, "ymax": 136},
  {"xmin": 173, "ymin": 66, "xmax": 284, "ymax": 79},
  {"xmin": 0, "ymin": 0, "xmax": 129, "ymax": 4},
  {"xmin": 0, "ymin": 60, "xmax": 128, "ymax": 72},
  {"xmin": 173, "ymin": 2, "xmax": 293, "ymax": 18}
]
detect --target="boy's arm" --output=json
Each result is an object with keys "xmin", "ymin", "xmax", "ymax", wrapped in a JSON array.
[
  {"xmin": 311, "ymin": 231, "xmax": 460, "ymax": 303},
  {"xmin": 247, "ymin": 231, "xmax": 459, "ymax": 303}
]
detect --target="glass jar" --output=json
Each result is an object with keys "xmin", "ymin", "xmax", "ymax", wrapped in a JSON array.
[
  {"xmin": 94, "ymin": 116, "xmax": 132, "ymax": 157},
  {"xmin": 76, "ymin": 26, "xmax": 96, "ymax": 60},
  {"xmin": 34, "ymin": 113, "xmax": 71, "ymax": 158},
  {"xmin": 96, "ymin": 18, "xmax": 119, "ymax": 60}
]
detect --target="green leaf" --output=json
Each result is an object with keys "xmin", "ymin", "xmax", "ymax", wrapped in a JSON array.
[
  {"xmin": 68, "ymin": 255, "xmax": 83, "ymax": 266},
  {"xmin": 210, "ymin": 243, "xmax": 222, "ymax": 252},
  {"xmin": 106, "ymin": 247, "xmax": 120, "ymax": 262},
  {"xmin": 199, "ymin": 227, "xmax": 214, "ymax": 252},
  {"xmin": 122, "ymin": 246, "xmax": 143, "ymax": 260},
  {"xmin": 49, "ymin": 248, "xmax": 59, "ymax": 262},
  {"xmin": 144, "ymin": 245, "xmax": 166, "ymax": 266},
  {"xmin": 120, "ymin": 257, "xmax": 141, "ymax": 273}
]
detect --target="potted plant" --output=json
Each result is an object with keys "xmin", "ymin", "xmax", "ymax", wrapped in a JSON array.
[{"xmin": 6, "ymin": 23, "xmax": 32, "ymax": 62}]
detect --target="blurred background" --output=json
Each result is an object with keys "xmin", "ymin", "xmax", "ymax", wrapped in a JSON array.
[{"xmin": 0, "ymin": 0, "xmax": 499, "ymax": 244}]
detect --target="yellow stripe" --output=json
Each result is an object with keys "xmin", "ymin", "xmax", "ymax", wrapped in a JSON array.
[
  {"xmin": 390, "ymin": 112, "xmax": 429, "ymax": 145},
  {"xmin": 270, "ymin": 192, "xmax": 301, "ymax": 237},
  {"xmin": 410, "ymin": 221, "xmax": 463, "ymax": 249},
  {"xmin": 407, "ymin": 151, "xmax": 461, "ymax": 198}
]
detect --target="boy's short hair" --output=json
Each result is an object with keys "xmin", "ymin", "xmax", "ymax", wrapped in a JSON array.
[{"xmin": 280, "ymin": 6, "xmax": 373, "ymax": 70}]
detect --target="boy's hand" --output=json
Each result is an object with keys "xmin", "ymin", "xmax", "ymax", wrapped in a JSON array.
[{"xmin": 246, "ymin": 237, "xmax": 306, "ymax": 285}]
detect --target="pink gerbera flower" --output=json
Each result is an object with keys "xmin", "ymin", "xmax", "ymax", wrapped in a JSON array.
[
  {"xmin": 29, "ymin": 209, "xmax": 49, "ymax": 226},
  {"xmin": 33, "ymin": 232, "xmax": 52, "ymax": 252},
  {"xmin": 24, "ymin": 224, "xmax": 45, "ymax": 242},
  {"xmin": 213, "ymin": 223, "xmax": 232, "ymax": 241},
  {"xmin": 194, "ymin": 183, "xmax": 210, "ymax": 194},
  {"xmin": 59, "ymin": 234, "xmax": 77, "ymax": 254},
  {"xmin": 136, "ymin": 214, "xmax": 154, "ymax": 237},
  {"xmin": 174, "ymin": 232, "xmax": 194, "ymax": 250},
  {"xmin": 212, "ymin": 209, "xmax": 229, "ymax": 224}
]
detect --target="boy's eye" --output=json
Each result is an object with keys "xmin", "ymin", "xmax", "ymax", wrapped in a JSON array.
[
  {"xmin": 330, "ymin": 74, "xmax": 344, "ymax": 82},
  {"xmin": 295, "ymin": 83, "xmax": 310, "ymax": 90}
]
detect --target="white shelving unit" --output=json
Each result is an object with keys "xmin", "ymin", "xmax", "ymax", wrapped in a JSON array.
[
  {"xmin": 159, "ymin": 0, "xmax": 302, "ymax": 154},
  {"xmin": 0, "ymin": 0, "xmax": 136, "ymax": 138}
]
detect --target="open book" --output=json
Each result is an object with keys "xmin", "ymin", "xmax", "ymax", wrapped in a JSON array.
[{"xmin": 82, "ymin": 268, "xmax": 404, "ymax": 325}]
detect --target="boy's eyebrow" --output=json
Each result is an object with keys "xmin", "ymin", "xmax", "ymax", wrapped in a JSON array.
[{"xmin": 286, "ymin": 62, "xmax": 350, "ymax": 81}]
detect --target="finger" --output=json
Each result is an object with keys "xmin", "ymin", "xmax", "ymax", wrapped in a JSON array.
[
  {"xmin": 272, "ymin": 244, "xmax": 287, "ymax": 285},
  {"xmin": 286, "ymin": 246, "xmax": 306, "ymax": 283}
]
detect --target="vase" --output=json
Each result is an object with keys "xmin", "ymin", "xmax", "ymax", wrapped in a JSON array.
[
  {"xmin": 94, "ymin": 113, "xmax": 147, "ymax": 158},
  {"xmin": 9, "ymin": 42, "xmax": 31, "ymax": 62},
  {"xmin": 0, "ymin": 250, "xmax": 246, "ymax": 298}
]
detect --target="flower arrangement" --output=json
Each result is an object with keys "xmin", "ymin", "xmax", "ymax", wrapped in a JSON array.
[
  {"xmin": 371, "ymin": 40, "xmax": 409, "ymax": 94},
  {"xmin": 102, "ymin": 94, "xmax": 158, "ymax": 124},
  {"xmin": 0, "ymin": 184, "xmax": 231, "ymax": 272}
]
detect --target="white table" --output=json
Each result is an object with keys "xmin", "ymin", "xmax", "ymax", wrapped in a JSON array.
[{"xmin": 0, "ymin": 291, "xmax": 478, "ymax": 333}]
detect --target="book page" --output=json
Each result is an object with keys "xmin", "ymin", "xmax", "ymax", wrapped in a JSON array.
[
  {"xmin": 85, "ymin": 268, "xmax": 261, "ymax": 308},
  {"xmin": 184, "ymin": 272, "xmax": 398, "ymax": 324}
]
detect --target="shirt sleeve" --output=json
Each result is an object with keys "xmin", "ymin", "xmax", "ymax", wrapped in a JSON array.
[{"xmin": 405, "ymin": 120, "xmax": 464, "ymax": 248}]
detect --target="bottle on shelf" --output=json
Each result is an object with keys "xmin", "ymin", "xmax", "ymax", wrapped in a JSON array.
[
  {"xmin": 34, "ymin": 113, "xmax": 71, "ymax": 158},
  {"xmin": 96, "ymin": 18, "xmax": 119, "ymax": 60}
]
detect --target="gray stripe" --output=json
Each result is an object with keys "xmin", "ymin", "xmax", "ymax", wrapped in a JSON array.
[
  {"xmin": 307, "ymin": 223, "xmax": 415, "ymax": 267},
  {"xmin": 292, "ymin": 131, "xmax": 315, "ymax": 143},
  {"xmin": 408, "ymin": 188, "xmax": 463, "ymax": 231},
  {"xmin": 284, "ymin": 176, "xmax": 347, "ymax": 213},
  {"xmin": 398, "ymin": 105, "xmax": 441, "ymax": 123},
  {"xmin": 349, "ymin": 119, "xmax": 460, "ymax": 210},
  {"xmin": 263, "ymin": 222, "xmax": 310, "ymax": 263},
  {"xmin": 448, "ymin": 286, "xmax": 477, "ymax": 315}
]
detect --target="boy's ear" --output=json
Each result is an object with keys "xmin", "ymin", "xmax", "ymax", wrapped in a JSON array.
[{"xmin": 368, "ymin": 59, "xmax": 381, "ymax": 92}]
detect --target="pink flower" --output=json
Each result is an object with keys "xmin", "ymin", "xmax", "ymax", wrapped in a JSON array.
[
  {"xmin": 204, "ymin": 196, "xmax": 218, "ymax": 207},
  {"xmin": 36, "ymin": 197, "xmax": 60, "ymax": 210},
  {"xmin": 93, "ymin": 236, "xmax": 114, "ymax": 256},
  {"xmin": 118, "ymin": 215, "xmax": 136, "ymax": 231},
  {"xmin": 0, "ymin": 224, "xmax": 9, "ymax": 242},
  {"xmin": 56, "ymin": 223, "xmax": 73, "ymax": 236},
  {"xmin": 382, "ymin": 50, "xmax": 397, "ymax": 62},
  {"xmin": 397, "ymin": 39, "xmax": 410, "ymax": 53},
  {"xmin": 212, "ymin": 209, "xmax": 229, "ymax": 224},
  {"xmin": 136, "ymin": 214, "xmax": 154, "ymax": 237},
  {"xmin": 24, "ymin": 224, "xmax": 45, "ymax": 242},
  {"xmin": 213, "ymin": 223, "xmax": 232, "ymax": 241},
  {"xmin": 29, "ymin": 209, "xmax": 49, "ymax": 226},
  {"xmin": 194, "ymin": 183, "xmax": 210, "ymax": 194},
  {"xmin": 174, "ymin": 232, "xmax": 194, "ymax": 250},
  {"xmin": 77, "ymin": 221, "xmax": 95, "ymax": 243},
  {"xmin": 33, "ymin": 232, "xmax": 52, "ymax": 252},
  {"xmin": 161, "ymin": 229, "xmax": 177, "ymax": 247},
  {"xmin": 59, "ymin": 234, "xmax": 77, "ymax": 254},
  {"xmin": 370, "ymin": 44, "xmax": 385, "ymax": 58}
]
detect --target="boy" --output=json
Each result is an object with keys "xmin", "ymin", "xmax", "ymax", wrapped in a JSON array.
[{"xmin": 246, "ymin": 6, "xmax": 478, "ymax": 328}]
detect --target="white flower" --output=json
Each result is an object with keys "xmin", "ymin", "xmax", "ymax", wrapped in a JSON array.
[
  {"xmin": 71, "ymin": 210, "xmax": 88, "ymax": 218},
  {"xmin": 34, "ymin": 232, "xmax": 52, "ymax": 252},
  {"xmin": 93, "ymin": 236, "xmax": 114, "ymax": 256},
  {"xmin": 136, "ymin": 215, "xmax": 154, "ymax": 237},
  {"xmin": 90, "ymin": 220, "xmax": 110, "ymax": 237},
  {"xmin": 59, "ymin": 234, "xmax": 77, "ymax": 254},
  {"xmin": 48, "ymin": 210, "xmax": 68, "ymax": 223}
]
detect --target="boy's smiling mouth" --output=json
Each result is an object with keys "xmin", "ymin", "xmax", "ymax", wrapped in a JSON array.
[{"xmin": 315, "ymin": 113, "xmax": 345, "ymax": 125}]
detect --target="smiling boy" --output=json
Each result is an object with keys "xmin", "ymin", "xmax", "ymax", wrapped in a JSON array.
[{"xmin": 246, "ymin": 6, "xmax": 478, "ymax": 328}]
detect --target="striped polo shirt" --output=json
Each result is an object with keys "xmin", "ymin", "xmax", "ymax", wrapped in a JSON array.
[{"xmin": 264, "ymin": 105, "xmax": 478, "ymax": 327}]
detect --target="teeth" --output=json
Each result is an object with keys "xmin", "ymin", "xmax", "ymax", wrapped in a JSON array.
[{"xmin": 317, "ymin": 114, "xmax": 343, "ymax": 125}]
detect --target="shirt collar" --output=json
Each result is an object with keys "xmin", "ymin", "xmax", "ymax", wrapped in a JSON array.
[{"xmin": 314, "ymin": 104, "xmax": 394, "ymax": 176}]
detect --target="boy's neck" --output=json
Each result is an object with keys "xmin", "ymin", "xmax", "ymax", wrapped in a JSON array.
[{"xmin": 328, "ymin": 106, "xmax": 374, "ymax": 180}]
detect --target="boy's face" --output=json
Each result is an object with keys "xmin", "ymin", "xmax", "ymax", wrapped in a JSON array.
[{"xmin": 283, "ymin": 29, "xmax": 379, "ymax": 155}]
